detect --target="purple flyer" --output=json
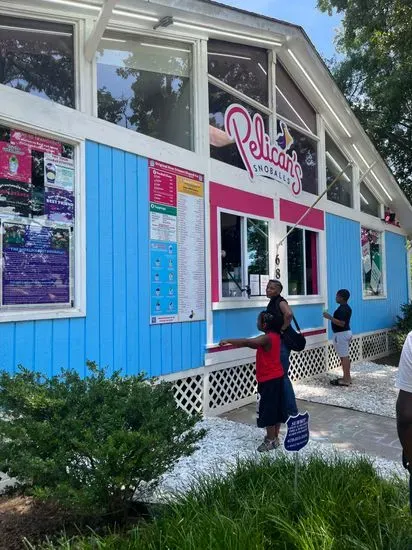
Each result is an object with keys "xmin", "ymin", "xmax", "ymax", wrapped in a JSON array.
[{"xmin": 45, "ymin": 188, "xmax": 74, "ymax": 222}]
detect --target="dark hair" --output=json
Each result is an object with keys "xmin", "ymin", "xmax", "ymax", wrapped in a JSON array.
[
  {"xmin": 268, "ymin": 279, "xmax": 283, "ymax": 292},
  {"xmin": 258, "ymin": 311, "xmax": 282, "ymax": 333},
  {"xmin": 337, "ymin": 289, "xmax": 350, "ymax": 301}
]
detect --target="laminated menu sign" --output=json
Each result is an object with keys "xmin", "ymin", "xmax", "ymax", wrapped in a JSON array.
[
  {"xmin": 0, "ymin": 141, "xmax": 32, "ymax": 183},
  {"xmin": 44, "ymin": 154, "xmax": 74, "ymax": 191},
  {"xmin": 149, "ymin": 159, "xmax": 205, "ymax": 324},
  {"xmin": 2, "ymin": 223, "xmax": 70, "ymax": 305},
  {"xmin": 11, "ymin": 130, "xmax": 62, "ymax": 155}
]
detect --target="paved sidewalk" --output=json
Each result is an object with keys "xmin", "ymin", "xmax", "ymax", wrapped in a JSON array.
[{"xmin": 223, "ymin": 399, "xmax": 402, "ymax": 462}]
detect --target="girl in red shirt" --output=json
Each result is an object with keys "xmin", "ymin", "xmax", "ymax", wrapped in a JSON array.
[{"xmin": 220, "ymin": 311, "xmax": 287, "ymax": 452}]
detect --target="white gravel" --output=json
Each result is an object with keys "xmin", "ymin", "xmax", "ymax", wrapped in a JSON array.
[
  {"xmin": 142, "ymin": 417, "xmax": 406, "ymax": 502},
  {"xmin": 294, "ymin": 361, "xmax": 397, "ymax": 418}
]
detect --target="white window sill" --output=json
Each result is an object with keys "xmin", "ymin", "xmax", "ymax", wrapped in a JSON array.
[
  {"xmin": 362, "ymin": 294, "xmax": 387, "ymax": 301},
  {"xmin": 213, "ymin": 298, "xmax": 268, "ymax": 310},
  {"xmin": 286, "ymin": 295, "xmax": 325, "ymax": 306},
  {"xmin": 0, "ymin": 308, "xmax": 85, "ymax": 323}
]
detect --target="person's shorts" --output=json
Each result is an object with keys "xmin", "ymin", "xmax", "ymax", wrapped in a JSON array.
[
  {"xmin": 256, "ymin": 376, "xmax": 287, "ymax": 428},
  {"xmin": 333, "ymin": 330, "xmax": 352, "ymax": 358}
]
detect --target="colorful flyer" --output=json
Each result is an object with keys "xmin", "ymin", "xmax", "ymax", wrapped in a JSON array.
[
  {"xmin": 11, "ymin": 130, "xmax": 62, "ymax": 155},
  {"xmin": 2, "ymin": 223, "xmax": 70, "ymax": 305},
  {"xmin": 150, "ymin": 240, "xmax": 178, "ymax": 324},
  {"xmin": 0, "ymin": 141, "xmax": 31, "ymax": 183},
  {"xmin": 43, "ymin": 154, "xmax": 74, "ymax": 190},
  {"xmin": 45, "ymin": 188, "xmax": 74, "ymax": 223},
  {"xmin": 0, "ymin": 179, "xmax": 31, "ymax": 217}
]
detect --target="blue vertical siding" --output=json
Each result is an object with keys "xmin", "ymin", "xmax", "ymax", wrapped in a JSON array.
[
  {"xmin": 326, "ymin": 213, "xmax": 408, "ymax": 335},
  {"xmin": 213, "ymin": 304, "xmax": 324, "ymax": 342},
  {"xmin": 0, "ymin": 142, "xmax": 206, "ymax": 377}
]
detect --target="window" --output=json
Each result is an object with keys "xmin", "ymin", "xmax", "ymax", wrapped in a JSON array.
[
  {"xmin": 287, "ymin": 227, "xmax": 318, "ymax": 296},
  {"xmin": 360, "ymin": 182, "xmax": 380, "ymax": 217},
  {"xmin": 97, "ymin": 32, "xmax": 193, "ymax": 150},
  {"xmin": 277, "ymin": 119, "xmax": 318, "ymax": 195},
  {"xmin": 0, "ymin": 125, "xmax": 75, "ymax": 310},
  {"xmin": 276, "ymin": 63, "xmax": 316, "ymax": 135},
  {"xmin": 326, "ymin": 134, "xmax": 353, "ymax": 207},
  {"xmin": 208, "ymin": 40, "xmax": 270, "ymax": 170},
  {"xmin": 275, "ymin": 63, "xmax": 319, "ymax": 195},
  {"xmin": 361, "ymin": 227, "xmax": 384, "ymax": 297},
  {"xmin": 220, "ymin": 212, "xmax": 269, "ymax": 298},
  {"xmin": 0, "ymin": 16, "xmax": 75, "ymax": 108}
]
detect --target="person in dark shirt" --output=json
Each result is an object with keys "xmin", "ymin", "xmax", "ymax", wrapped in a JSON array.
[
  {"xmin": 323, "ymin": 289, "xmax": 353, "ymax": 386},
  {"xmin": 266, "ymin": 279, "xmax": 298, "ymax": 416}
]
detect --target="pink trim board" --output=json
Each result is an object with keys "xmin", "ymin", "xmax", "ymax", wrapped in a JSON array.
[{"xmin": 280, "ymin": 199, "xmax": 324, "ymax": 230}]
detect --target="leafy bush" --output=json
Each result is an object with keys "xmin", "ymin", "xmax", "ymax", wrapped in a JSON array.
[
  {"xmin": 393, "ymin": 301, "xmax": 412, "ymax": 352},
  {"xmin": 41, "ymin": 455, "xmax": 412, "ymax": 549},
  {"xmin": 0, "ymin": 362, "xmax": 205, "ymax": 517}
]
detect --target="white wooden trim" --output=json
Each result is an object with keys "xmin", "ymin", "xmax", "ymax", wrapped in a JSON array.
[
  {"xmin": 84, "ymin": 0, "xmax": 117, "ymax": 62},
  {"xmin": 208, "ymin": 74, "xmax": 272, "ymax": 117}
]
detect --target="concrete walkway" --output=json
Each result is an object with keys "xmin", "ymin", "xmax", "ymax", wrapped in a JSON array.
[{"xmin": 223, "ymin": 399, "xmax": 402, "ymax": 462}]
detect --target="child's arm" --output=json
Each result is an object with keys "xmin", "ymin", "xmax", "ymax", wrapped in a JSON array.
[{"xmin": 219, "ymin": 335, "xmax": 271, "ymax": 351}]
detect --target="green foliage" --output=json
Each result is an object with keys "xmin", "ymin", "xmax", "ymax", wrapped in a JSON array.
[
  {"xmin": 393, "ymin": 302, "xmax": 412, "ymax": 351},
  {"xmin": 317, "ymin": 0, "xmax": 412, "ymax": 203},
  {"xmin": 39, "ymin": 454, "xmax": 412, "ymax": 549},
  {"xmin": 0, "ymin": 362, "xmax": 205, "ymax": 516}
]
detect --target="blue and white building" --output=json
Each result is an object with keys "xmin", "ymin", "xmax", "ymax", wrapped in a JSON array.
[{"xmin": 0, "ymin": 0, "xmax": 411, "ymax": 414}]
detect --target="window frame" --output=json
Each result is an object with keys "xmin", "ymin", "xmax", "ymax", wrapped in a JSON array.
[
  {"xmin": 360, "ymin": 180, "xmax": 382, "ymax": 218},
  {"xmin": 361, "ymin": 225, "xmax": 387, "ymax": 300},
  {"xmin": 284, "ymin": 225, "xmax": 321, "ymax": 300},
  {"xmin": 325, "ymin": 131, "xmax": 354, "ymax": 209},
  {"xmin": 0, "ymin": 120, "xmax": 86, "ymax": 323},
  {"xmin": 0, "ymin": 12, "xmax": 81, "ymax": 111},
  {"xmin": 217, "ymin": 207, "xmax": 274, "ymax": 302}
]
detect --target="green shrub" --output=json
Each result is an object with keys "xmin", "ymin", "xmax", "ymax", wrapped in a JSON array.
[
  {"xmin": 393, "ymin": 301, "xmax": 412, "ymax": 352},
  {"xmin": 40, "ymin": 455, "xmax": 412, "ymax": 549},
  {"xmin": 0, "ymin": 362, "xmax": 205, "ymax": 517}
]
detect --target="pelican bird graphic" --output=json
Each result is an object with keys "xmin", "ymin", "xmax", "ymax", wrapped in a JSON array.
[{"xmin": 276, "ymin": 121, "xmax": 294, "ymax": 152}]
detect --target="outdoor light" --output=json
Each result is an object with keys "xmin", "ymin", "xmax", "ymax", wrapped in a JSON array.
[
  {"xmin": 288, "ymin": 49, "xmax": 352, "ymax": 138},
  {"xmin": 360, "ymin": 193, "xmax": 369, "ymax": 205},
  {"xmin": 352, "ymin": 144, "xmax": 369, "ymax": 167},
  {"xmin": 258, "ymin": 62, "xmax": 267, "ymax": 75},
  {"xmin": 371, "ymin": 171, "xmax": 392, "ymax": 202},
  {"xmin": 0, "ymin": 24, "xmax": 72, "ymax": 36},
  {"xmin": 208, "ymin": 52, "xmax": 252, "ymax": 60},
  {"xmin": 40, "ymin": 0, "xmax": 100, "ymax": 10},
  {"xmin": 326, "ymin": 151, "xmax": 351, "ymax": 182},
  {"xmin": 140, "ymin": 42, "xmax": 191, "ymax": 53},
  {"xmin": 153, "ymin": 16, "xmax": 174, "ymax": 30},
  {"xmin": 174, "ymin": 21, "xmax": 283, "ymax": 47}
]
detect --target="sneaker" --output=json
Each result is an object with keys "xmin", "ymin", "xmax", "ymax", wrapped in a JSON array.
[{"xmin": 257, "ymin": 437, "xmax": 281, "ymax": 452}]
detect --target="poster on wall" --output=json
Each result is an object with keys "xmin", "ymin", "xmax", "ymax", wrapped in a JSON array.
[
  {"xmin": 2, "ymin": 222, "xmax": 71, "ymax": 306},
  {"xmin": 370, "ymin": 254, "xmax": 382, "ymax": 294},
  {"xmin": 0, "ymin": 141, "xmax": 32, "ymax": 183},
  {"xmin": 45, "ymin": 188, "xmax": 74, "ymax": 223},
  {"xmin": 44, "ymin": 154, "xmax": 74, "ymax": 191},
  {"xmin": 11, "ymin": 130, "xmax": 62, "ymax": 156},
  {"xmin": 0, "ymin": 179, "xmax": 31, "ymax": 217},
  {"xmin": 149, "ymin": 160, "xmax": 205, "ymax": 325}
]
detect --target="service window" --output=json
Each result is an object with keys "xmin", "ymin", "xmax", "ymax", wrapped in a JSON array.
[
  {"xmin": 0, "ymin": 16, "xmax": 75, "ymax": 108},
  {"xmin": 0, "ymin": 124, "xmax": 76, "ymax": 311},
  {"xmin": 97, "ymin": 32, "xmax": 193, "ymax": 151},
  {"xmin": 361, "ymin": 227, "xmax": 385, "ymax": 297},
  {"xmin": 220, "ymin": 212, "xmax": 269, "ymax": 298},
  {"xmin": 287, "ymin": 227, "xmax": 319, "ymax": 296},
  {"xmin": 326, "ymin": 134, "xmax": 353, "ymax": 207}
]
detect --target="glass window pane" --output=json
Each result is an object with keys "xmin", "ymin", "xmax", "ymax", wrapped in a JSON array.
[
  {"xmin": 305, "ymin": 230, "xmax": 318, "ymax": 295},
  {"xmin": 221, "ymin": 213, "xmax": 242, "ymax": 297},
  {"xmin": 326, "ymin": 134, "xmax": 353, "ymax": 207},
  {"xmin": 276, "ymin": 63, "xmax": 316, "ymax": 134},
  {"xmin": 278, "ymin": 119, "xmax": 318, "ymax": 195},
  {"xmin": 360, "ymin": 182, "xmax": 380, "ymax": 217},
  {"xmin": 361, "ymin": 227, "xmax": 384, "ymax": 296},
  {"xmin": 210, "ymin": 83, "xmax": 269, "ymax": 170},
  {"xmin": 287, "ymin": 227, "xmax": 304, "ymax": 295},
  {"xmin": 97, "ymin": 32, "xmax": 193, "ymax": 150},
  {"xmin": 247, "ymin": 218, "xmax": 269, "ymax": 276},
  {"xmin": 208, "ymin": 40, "xmax": 268, "ymax": 106},
  {"xmin": 0, "ymin": 16, "xmax": 74, "ymax": 107}
]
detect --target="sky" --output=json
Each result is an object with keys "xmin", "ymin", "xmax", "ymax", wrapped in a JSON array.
[{"xmin": 217, "ymin": 0, "xmax": 343, "ymax": 60}]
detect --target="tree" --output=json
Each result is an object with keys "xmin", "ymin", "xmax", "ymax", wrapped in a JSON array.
[{"xmin": 317, "ymin": 0, "xmax": 412, "ymax": 202}]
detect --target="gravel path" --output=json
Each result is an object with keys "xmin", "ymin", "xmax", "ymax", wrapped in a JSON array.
[
  {"xmin": 294, "ymin": 361, "xmax": 397, "ymax": 418},
  {"xmin": 144, "ymin": 417, "xmax": 406, "ymax": 502}
]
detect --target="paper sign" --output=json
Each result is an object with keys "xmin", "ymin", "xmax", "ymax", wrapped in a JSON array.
[
  {"xmin": 284, "ymin": 412, "xmax": 310, "ymax": 452},
  {"xmin": 260, "ymin": 275, "xmax": 269, "ymax": 296},
  {"xmin": 249, "ymin": 274, "xmax": 260, "ymax": 296},
  {"xmin": 44, "ymin": 154, "xmax": 74, "ymax": 190},
  {"xmin": 45, "ymin": 188, "xmax": 74, "ymax": 223},
  {"xmin": 370, "ymin": 257, "xmax": 381, "ymax": 294},
  {"xmin": 362, "ymin": 241, "xmax": 371, "ymax": 273},
  {"xmin": 0, "ymin": 141, "xmax": 31, "ymax": 183},
  {"xmin": 11, "ymin": 130, "xmax": 62, "ymax": 155}
]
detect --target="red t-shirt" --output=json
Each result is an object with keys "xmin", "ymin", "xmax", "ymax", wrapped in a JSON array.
[{"xmin": 256, "ymin": 332, "xmax": 284, "ymax": 383}]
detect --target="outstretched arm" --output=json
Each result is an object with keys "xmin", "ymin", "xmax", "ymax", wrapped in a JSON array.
[{"xmin": 219, "ymin": 334, "xmax": 271, "ymax": 351}]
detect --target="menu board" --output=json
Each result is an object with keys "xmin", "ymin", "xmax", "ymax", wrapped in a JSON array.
[
  {"xmin": 2, "ymin": 223, "xmax": 71, "ymax": 305},
  {"xmin": 149, "ymin": 160, "xmax": 205, "ymax": 324}
]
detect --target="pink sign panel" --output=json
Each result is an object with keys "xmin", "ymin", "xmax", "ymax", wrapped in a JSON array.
[
  {"xmin": 0, "ymin": 141, "xmax": 32, "ymax": 183},
  {"xmin": 149, "ymin": 165, "xmax": 177, "ymax": 207},
  {"xmin": 11, "ymin": 130, "xmax": 62, "ymax": 155}
]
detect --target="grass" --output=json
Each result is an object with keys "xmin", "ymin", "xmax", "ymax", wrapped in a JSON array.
[{"xmin": 37, "ymin": 454, "xmax": 412, "ymax": 550}]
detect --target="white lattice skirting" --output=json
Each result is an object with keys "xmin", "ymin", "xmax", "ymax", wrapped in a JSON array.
[{"xmin": 168, "ymin": 329, "xmax": 397, "ymax": 416}]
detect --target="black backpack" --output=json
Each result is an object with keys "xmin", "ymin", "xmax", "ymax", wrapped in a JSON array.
[{"xmin": 268, "ymin": 297, "xmax": 306, "ymax": 353}]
